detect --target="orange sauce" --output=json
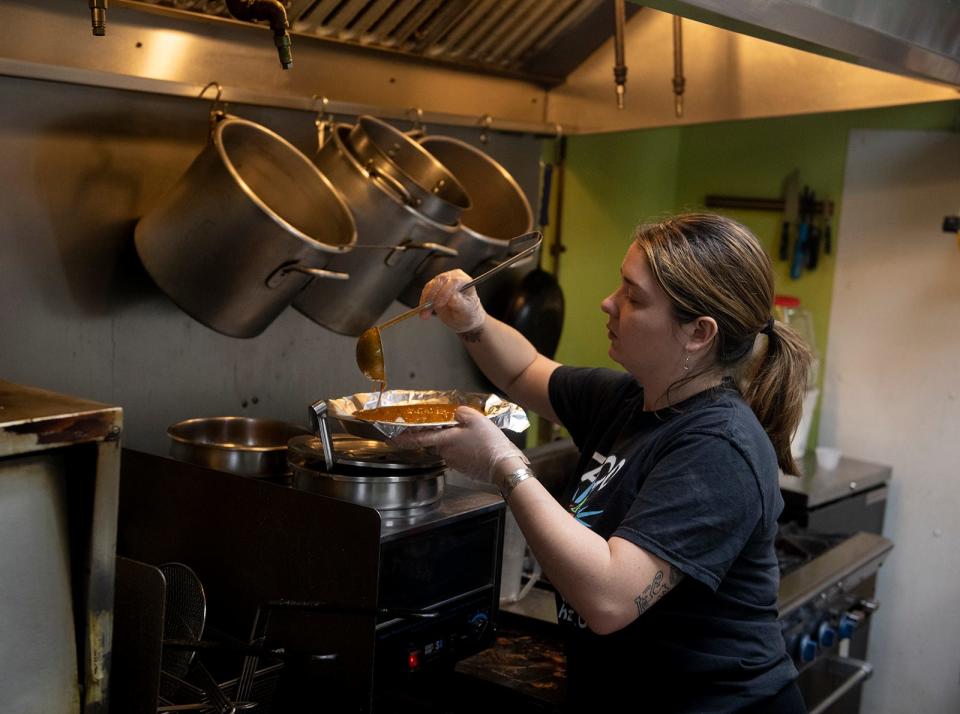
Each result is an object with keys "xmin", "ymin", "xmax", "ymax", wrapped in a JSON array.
[{"xmin": 355, "ymin": 403, "xmax": 479, "ymax": 424}]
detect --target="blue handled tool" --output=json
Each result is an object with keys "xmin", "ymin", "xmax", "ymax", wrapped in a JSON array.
[{"xmin": 791, "ymin": 187, "xmax": 810, "ymax": 279}]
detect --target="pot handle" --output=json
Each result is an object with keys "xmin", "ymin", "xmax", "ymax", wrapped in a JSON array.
[
  {"xmin": 412, "ymin": 242, "xmax": 458, "ymax": 257},
  {"xmin": 308, "ymin": 400, "xmax": 335, "ymax": 471},
  {"xmin": 265, "ymin": 261, "xmax": 350, "ymax": 288},
  {"xmin": 352, "ymin": 242, "xmax": 458, "ymax": 257},
  {"xmin": 365, "ymin": 159, "xmax": 417, "ymax": 207},
  {"xmin": 382, "ymin": 241, "xmax": 458, "ymax": 268}
]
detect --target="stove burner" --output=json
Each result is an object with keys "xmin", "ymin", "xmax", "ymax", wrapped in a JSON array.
[{"xmin": 775, "ymin": 524, "xmax": 848, "ymax": 575}]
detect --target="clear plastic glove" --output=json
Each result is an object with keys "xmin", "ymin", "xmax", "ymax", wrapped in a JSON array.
[
  {"xmin": 419, "ymin": 269, "xmax": 486, "ymax": 334},
  {"xmin": 392, "ymin": 406, "xmax": 527, "ymax": 483}
]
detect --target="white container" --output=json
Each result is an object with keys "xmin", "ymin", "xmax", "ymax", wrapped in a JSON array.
[
  {"xmin": 816, "ymin": 446, "xmax": 842, "ymax": 470},
  {"xmin": 791, "ymin": 387, "xmax": 820, "ymax": 458}
]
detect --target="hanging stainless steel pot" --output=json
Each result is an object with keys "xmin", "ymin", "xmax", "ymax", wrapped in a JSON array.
[
  {"xmin": 347, "ymin": 116, "xmax": 471, "ymax": 226},
  {"xmin": 398, "ymin": 135, "xmax": 533, "ymax": 307},
  {"xmin": 293, "ymin": 124, "xmax": 462, "ymax": 337},
  {"xmin": 135, "ymin": 116, "xmax": 356, "ymax": 338}
]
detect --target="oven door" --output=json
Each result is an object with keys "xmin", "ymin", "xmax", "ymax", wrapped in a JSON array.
[{"xmin": 374, "ymin": 511, "xmax": 503, "ymax": 684}]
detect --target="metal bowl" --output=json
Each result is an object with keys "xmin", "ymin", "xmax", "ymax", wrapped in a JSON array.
[{"xmin": 168, "ymin": 416, "xmax": 312, "ymax": 477}]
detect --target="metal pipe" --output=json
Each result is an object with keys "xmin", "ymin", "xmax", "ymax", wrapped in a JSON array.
[
  {"xmin": 89, "ymin": 0, "xmax": 107, "ymax": 36},
  {"xmin": 613, "ymin": 0, "xmax": 627, "ymax": 109},
  {"xmin": 224, "ymin": 0, "xmax": 293, "ymax": 69},
  {"xmin": 672, "ymin": 15, "xmax": 685, "ymax": 118}
]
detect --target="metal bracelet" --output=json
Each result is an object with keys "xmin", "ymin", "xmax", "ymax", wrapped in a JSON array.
[{"xmin": 499, "ymin": 466, "xmax": 536, "ymax": 501}]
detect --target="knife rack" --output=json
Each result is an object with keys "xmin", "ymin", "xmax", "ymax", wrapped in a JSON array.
[{"xmin": 704, "ymin": 195, "xmax": 834, "ymax": 216}]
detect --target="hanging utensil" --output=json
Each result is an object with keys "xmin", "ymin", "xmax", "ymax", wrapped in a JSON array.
[
  {"xmin": 791, "ymin": 187, "xmax": 811, "ymax": 279},
  {"xmin": 501, "ymin": 140, "xmax": 565, "ymax": 360},
  {"xmin": 780, "ymin": 170, "xmax": 800, "ymax": 261},
  {"xmin": 356, "ymin": 231, "xmax": 542, "ymax": 382},
  {"xmin": 806, "ymin": 189, "xmax": 822, "ymax": 270},
  {"xmin": 824, "ymin": 200, "xmax": 834, "ymax": 255}
]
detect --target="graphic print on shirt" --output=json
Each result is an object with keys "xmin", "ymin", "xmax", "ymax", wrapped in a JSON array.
[{"xmin": 568, "ymin": 450, "xmax": 625, "ymax": 527}]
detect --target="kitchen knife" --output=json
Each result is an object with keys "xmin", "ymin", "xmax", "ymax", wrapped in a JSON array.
[
  {"xmin": 806, "ymin": 190, "xmax": 821, "ymax": 270},
  {"xmin": 779, "ymin": 169, "xmax": 800, "ymax": 261},
  {"xmin": 823, "ymin": 200, "xmax": 833, "ymax": 255}
]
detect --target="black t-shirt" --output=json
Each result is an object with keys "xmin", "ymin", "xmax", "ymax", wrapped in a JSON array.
[{"xmin": 548, "ymin": 366, "xmax": 797, "ymax": 712}]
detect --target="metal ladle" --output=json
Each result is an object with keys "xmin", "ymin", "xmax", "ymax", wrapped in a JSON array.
[{"xmin": 356, "ymin": 231, "xmax": 543, "ymax": 381}]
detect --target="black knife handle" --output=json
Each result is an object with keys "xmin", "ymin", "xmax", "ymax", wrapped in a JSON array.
[
  {"xmin": 779, "ymin": 221, "xmax": 790, "ymax": 261},
  {"xmin": 807, "ymin": 225, "xmax": 821, "ymax": 269}
]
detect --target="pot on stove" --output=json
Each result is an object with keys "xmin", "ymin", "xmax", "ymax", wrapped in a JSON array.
[{"xmin": 288, "ymin": 434, "xmax": 445, "ymax": 511}]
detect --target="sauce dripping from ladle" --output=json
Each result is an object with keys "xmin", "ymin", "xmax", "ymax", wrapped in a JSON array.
[{"xmin": 354, "ymin": 231, "xmax": 542, "ymax": 393}]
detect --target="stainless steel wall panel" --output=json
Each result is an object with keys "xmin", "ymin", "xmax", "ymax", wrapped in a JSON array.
[{"xmin": 0, "ymin": 74, "xmax": 540, "ymax": 456}]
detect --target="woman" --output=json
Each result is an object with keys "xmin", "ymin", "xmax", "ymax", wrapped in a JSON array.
[{"xmin": 398, "ymin": 213, "xmax": 811, "ymax": 712}]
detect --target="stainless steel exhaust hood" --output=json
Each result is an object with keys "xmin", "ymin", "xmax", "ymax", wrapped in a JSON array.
[
  {"xmin": 128, "ymin": 0, "xmax": 642, "ymax": 86},
  {"xmin": 642, "ymin": 0, "xmax": 960, "ymax": 87},
  {"xmin": 130, "ymin": 0, "xmax": 959, "ymax": 87},
  {"xmin": 1, "ymin": 0, "xmax": 955, "ymax": 135}
]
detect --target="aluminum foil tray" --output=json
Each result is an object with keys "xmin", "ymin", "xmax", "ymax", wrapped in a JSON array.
[{"xmin": 327, "ymin": 389, "xmax": 529, "ymax": 440}]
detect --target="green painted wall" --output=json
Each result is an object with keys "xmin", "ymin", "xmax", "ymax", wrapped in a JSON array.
[{"xmin": 549, "ymin": 99, "xmax": 960, "ymax": 445}]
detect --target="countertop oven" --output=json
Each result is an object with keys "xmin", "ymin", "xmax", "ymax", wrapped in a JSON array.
[{"xmin": 114, "ymin": 449, "xmax": 505, "ymax": 713}]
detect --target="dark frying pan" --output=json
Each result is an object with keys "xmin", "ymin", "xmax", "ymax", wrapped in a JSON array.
[{"xmin": 502, "ymin": 146, "xmax": 565, "ymax": 359}]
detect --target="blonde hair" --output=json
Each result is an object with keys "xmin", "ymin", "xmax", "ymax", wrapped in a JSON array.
[{"xmin": 634, "ymin": 213, "xmax": 812, "ymax": 475}]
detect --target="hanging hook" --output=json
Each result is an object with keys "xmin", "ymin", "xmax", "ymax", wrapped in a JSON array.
[
  {"xmin": 406, "ymin": 107, "xmax": 426, "ymax": 139},
  {"xmin": 479, "ymin": 114, "xmax": 493, "ymax": 144},
  {"xmin": 313, "ymin": 95, "xmax": 334, "ymax": 152},
  {"xmin": 199, "ymin": 81, "xmax": 227, "ymax": 132}
]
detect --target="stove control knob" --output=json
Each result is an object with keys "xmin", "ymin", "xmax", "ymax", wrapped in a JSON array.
[
  {"xmin": 468, "ymin": 611, "xmax": 489, "ymax": 637},
  {"xmin": 838, "ymin": 613, "xmax": 860, "ymax": 639},
  {"xmin": 817, "ymin": 622, "xmax": 837, "ymax": 648},
  {"xmin": 798, "ymin": 634, "xmax": 817, "ymax": 663}
]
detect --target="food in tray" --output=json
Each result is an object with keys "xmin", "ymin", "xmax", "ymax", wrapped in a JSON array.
[{"xmin": 355, "ymin": 403, "xmax": 481, "ymax": 424}]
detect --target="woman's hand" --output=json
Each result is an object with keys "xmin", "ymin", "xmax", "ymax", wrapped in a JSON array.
[
  {"xmin": 393, "ymin": 406, "xmax": 526, "ymax": 483},
  {"xmin": 419, "ymin": 270, "xmax": 486, "ymax": 334}
]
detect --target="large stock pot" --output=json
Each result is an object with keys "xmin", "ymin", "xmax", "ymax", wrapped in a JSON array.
[
  {"xmin": 398, "ymin": 135, "xmax": 533, "ymax": 307},
  {"xmin": 135, "ymin": 116, "xmax": 356, "ymax": 338},
  {"xmin": 293, "ymin": 122, "xmax": 467, "ymax": 336}
]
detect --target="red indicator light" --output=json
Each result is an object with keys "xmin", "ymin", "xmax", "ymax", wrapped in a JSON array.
[{"xmin": 408, "ymin": 650, "xmax": 420, "ymax": 671}]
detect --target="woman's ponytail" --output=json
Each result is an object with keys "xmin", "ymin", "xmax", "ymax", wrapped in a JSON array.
[{"xmin": 739, "ymin": 321, "xmax": 813, "ymax": 476}]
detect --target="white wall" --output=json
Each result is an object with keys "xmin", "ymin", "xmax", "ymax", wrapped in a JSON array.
[{"xmin": 819, "ymin": 129, "xmax": 960, "ymax": 713}]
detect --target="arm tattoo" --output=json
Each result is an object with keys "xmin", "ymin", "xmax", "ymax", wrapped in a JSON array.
[
  {"xmin": 459, "ymin": 327, "xmax": 484, "ymax": 343},
  {"xmin": 634, "ymin": 567, "xmax": 682, "ymax": 617}
]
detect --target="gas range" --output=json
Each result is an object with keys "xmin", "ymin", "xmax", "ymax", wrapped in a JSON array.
[{"xmin": 777, "ymin": 527, "xmax": 893, "ymax": 660}]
